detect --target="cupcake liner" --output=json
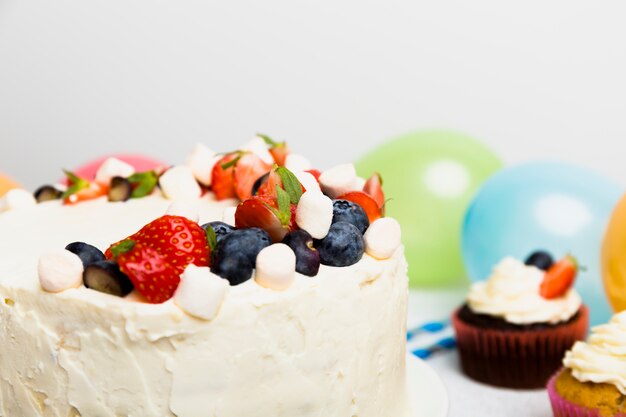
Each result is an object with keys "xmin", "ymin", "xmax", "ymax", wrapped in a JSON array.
[
  {"xmin": 547, "ymin": 371, "xmax": 626, "ymax": 417},
  {"xmin": 452, "ymin": 305, "xmax": 588, "ymax": 389}
]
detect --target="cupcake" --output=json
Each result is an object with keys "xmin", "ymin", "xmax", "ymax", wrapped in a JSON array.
[
  {"xmin": 548, "ymin": 311, "xmax": 626, "ymax": 417},
  {"xmin": 452, "ymin": 251, "xmax": 589, "ymax": 389}
]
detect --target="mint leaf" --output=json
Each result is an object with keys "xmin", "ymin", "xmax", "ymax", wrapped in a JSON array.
[
  {"xmin": 205, "ymin": 224, "xmax": 218, "ymax": 251},
  {"xmin": 275, "ymin": 185, "xmax": 292, "ymax": 226},
  {"xmin": 220, "ymin": 153, "xmax": 242, "ymax": 170},
  {"xmin": 61, "ymin": 170, "xmax": 90, "ymax": 199},
  {"xmin": 257, "ymin": 133, "xmax": 279, "ymax": 147},
  {"xmin": 110, "ymin": 239, "xmax": 136, "ymax": 259},
  {"xmin": 276, "ymin": 167, "xmax": 303, "ymax": 204},
  {"xmin": 128, "ymin": 171, "xmax": 158, "ymax": 198}
]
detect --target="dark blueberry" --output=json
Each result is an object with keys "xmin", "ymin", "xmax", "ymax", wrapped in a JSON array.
[
  {"xmin": 318, "ymin": 222, "xmax": 365, "ymax": 267},
  {"xmin": 525, "ymin": 250, "xmax": 554, "ymax": 271},
  {"xmin": 65, "ymin": 242, "xmax": 105, "ymax": 267},
  {"xmin": 251, "ymin": 172, "xmax": 270, "ymax": 196},
  {"xmin": 201, "ymin": 221, "xmax": 236, "ymax": 244},
  {"xmin": 83, "ymin": 260, "xmax": 134, "ymax": 296},
  {"xmin": 211, "ymin": 227, "xmax": 271, "ymax": 285},
  {"xmin": 34, "ymin": 185, "xmax": 62, "ymax": 203},
  {"xmin": 282, "ymin": 230, "xmax": 321, "ymax": 277},
  {"xmin": 332, "ymin": 200, "xmax": 369, "ymax": 234},
  {"xmin": 108, "ymin": 177, "xmax": 132, "ymax": 202}
]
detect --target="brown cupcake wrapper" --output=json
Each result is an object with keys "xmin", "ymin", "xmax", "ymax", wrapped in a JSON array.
[{"xmin": 452, "ymin": 305, "xmax": 589, "ymax": 389}]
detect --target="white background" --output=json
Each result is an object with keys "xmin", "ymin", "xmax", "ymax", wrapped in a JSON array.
[{"xmin": 1, "ymin": 0, "xmax": 626, "ymax": 189}]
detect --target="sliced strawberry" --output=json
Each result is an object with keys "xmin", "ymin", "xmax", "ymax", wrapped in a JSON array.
[
  {"xmin": 114, "ymin": 241, "xmax": 180, "ymax": 303},
  {"xmin": 305, "ymin": 169, "xmax": 321, "ymax": 182},
  {"xmin": 235, "ymin": 196, "xmax": 293, "ymax": 242},
  {"xmin": 269, "ymin": 143, "xmax": 289, "ymax": 166},
  {"xmin": 255, "ymin": 169, "xmax": 282, "ymax": 198},
  {"xmin": 363, "ymin": 173, "xmax": 385, "ymax": 208},
  {"xmin": 64, "ymin": 182, "xmax": 108, "ymax": 205},
  {"xmin": 540, "ymin": 255, "xmax": 578, "ymax": 299},
  {"xmin": 337, "ymin": 191, "xmax": 383, "ymax": 223},
  {"xmin": 211, "ymin": 154, "xmax": 238, "ymax": 200},
  {"xmin": 234, "ymin": 153, "xmax": 272, "ymax": 201}
]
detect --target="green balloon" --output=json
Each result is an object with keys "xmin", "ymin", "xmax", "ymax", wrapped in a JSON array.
[{"xmin": 356, "ymin": 131, "xmax": 503, "ymax": 287}]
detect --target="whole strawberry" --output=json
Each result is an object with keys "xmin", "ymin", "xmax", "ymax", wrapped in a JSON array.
[{"xmin": 111, "ymin": 240, "xmax": 180, "ymax": 303}]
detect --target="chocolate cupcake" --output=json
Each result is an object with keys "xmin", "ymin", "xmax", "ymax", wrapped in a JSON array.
[
  {"xmin": 453, "ymin": 254, "xmax": 588, "ymax": 389},
  {"xmin": 548, "ymin": 311, "xmax": 626, "ymax": 417}
]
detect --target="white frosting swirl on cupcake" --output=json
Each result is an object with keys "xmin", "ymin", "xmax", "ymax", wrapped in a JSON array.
[
  {"xmin": 467, "ymin": 257, "xmax": 582, "ymax": 325},
  {"xmin": 564, "ymin": 311, "xmax": 626, "ymax": 394}
]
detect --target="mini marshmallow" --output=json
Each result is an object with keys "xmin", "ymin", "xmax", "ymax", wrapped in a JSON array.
[
  {"xmin": 242, "ymin": 136, "xmax": 274, "ymax": 165},
  {"xmin": 175, "ymin": 265, "xmax": 229, "ymax": 321},
  {"xmin": 166, "ymin": 201, "xmax": 200, "ymax": 223},
  {"xmin": 255, "ymin": 244, "xmax": 296, "ymax": 291},
  {"xmin": 285, "ymin": 154, "xmax": 312, "ymax": 172},
  {"xmin": 38, "ymin": 249, "xmax": 84, "ymax": 293},
  {"xmin": 296, "ymin": 191, "xmax": 333, "ymax": 239},
  {"xmin": 159, "ymin": 166, "xmax": 202, "ymax": 201},
  {"xmin": 185, "ymin": 143, "xmax": 220, "ymax": 186},
  {"xmin": 95, "ymin": 157, "xmax": 135, "ymax": 184},
  {"xmin": 352, "ymin": 176, "xmax": 366, "ymax": 192},
  {"xmin": 222, "ymin": 206, "xmax": 237, "ymax": 226},
  {"xmin": 0, "ymin": 189, "xmax": 37, "ymax": 212},
  {"xmin": 319, "ymin": 163, "xmax": 357, "ymax": 198},
  {"xmin": 364, "ymin": 217, "xmax": 402, "ymax": 260},
  {"xmin": 293, "ymin": 171, "xmax": 321, "ymax": 194}
]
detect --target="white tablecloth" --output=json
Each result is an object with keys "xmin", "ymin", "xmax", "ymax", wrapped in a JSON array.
[{"xmin": 408, "ymin": 289, "xmax": 554, "ymax": 417}]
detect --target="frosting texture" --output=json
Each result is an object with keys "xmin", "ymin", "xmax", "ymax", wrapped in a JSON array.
[
  {"xmin": 468, "ymin": 257, "xmax": 582, "ymax": 325},
  {"xmin": 564, "ymin": 310, "xmax": 626, "ymax": 394}
]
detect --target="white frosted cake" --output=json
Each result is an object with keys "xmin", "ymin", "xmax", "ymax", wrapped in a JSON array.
[{"xmin": 0, "ymin": 137, "xmax": 410, "ymax": 416}]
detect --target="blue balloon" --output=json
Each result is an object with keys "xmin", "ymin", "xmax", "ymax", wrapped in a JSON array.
[{"xmin": 462, "ymin": 161, "xmax": 622, "ymax": 326}]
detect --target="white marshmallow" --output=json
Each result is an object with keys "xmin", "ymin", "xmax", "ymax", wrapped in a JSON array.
[
  {"xmin": 284, "ymin": 154, "xmax": 312, "ymax": 172},
  {"xmin": 352, "ymin": 176, "xmax": 366, "ymax": 192},
  {"xmin": 319, "ymin": 163, "xmax": 357, "ymax": 198},
  {"xmin": 166, "ymin": 201, "xmax": 200, "ymax": 223},
  {"xmin": 255, "ymin": 244, "xmax": 296, "ymax": 291},
  {"xmin": 0, "ymin": 189, "xmax": 37, "ymax": 213},
  {"xmin": 38, "ymin": 249, "xmax": 84, "ymax": 293},
  {"xmin": 293, "ymin": 171, "xmax": 321, "ymax": 194},
  {"xmin": 296, "ymin": 191, "xmax": 333, "ymax": 239},
  {"xmin": 222, "ymin": 206, "xmax": 237, "ymax": 226},
  {"xmin": 175, "ymin": 265, "xmax": 229, "ymax": 321},
  {"xmin": 158, "ymin": 166, "xmax": 202, "ymax": 201},
  {"xmin": 95, "ymin": 157, "xmax": 135, "ymax": 184},
  {"xmin": 364, "ymin": 217, "xmax": 402, "ymax": 260},
  {"xmin": 185, "ymin": 143, "xmax": 220, "ymax": 186},
  {"xmin": 242, "ymin": 137, "xmax": 275, "ymax": 165}
]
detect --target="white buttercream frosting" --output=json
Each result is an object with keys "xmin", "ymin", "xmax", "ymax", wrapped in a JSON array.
[
  {"xmin": 0, "ymin": 194, "xmax": 410, "ymax": 417},
  {"xmin": 468, "ymin": 257, "xmax": 582, "ymax": 325},
  {"xmin": 564, "ymin": 311, "xmax": 626, "ymax": 394}
]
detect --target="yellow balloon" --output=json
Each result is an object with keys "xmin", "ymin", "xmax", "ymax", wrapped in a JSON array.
[
  {"xmin": 602, "ymin": 193, "xmax": 626, "ymax": 313},
  {"xmin": 0, "ymin": 173, "xmax": 20, "ymax": 197}
]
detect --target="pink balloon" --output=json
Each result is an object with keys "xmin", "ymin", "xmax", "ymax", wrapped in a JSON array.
[{"xmin": 70, "ymin": 154, "xmax": 167, "ymax": 181}]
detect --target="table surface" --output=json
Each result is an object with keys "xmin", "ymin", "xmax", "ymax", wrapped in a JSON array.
[{"xmin": 408, "ymin": 289, "xmax": 553, "ymax": 417}]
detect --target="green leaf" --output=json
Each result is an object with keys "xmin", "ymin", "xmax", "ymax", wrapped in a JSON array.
[
  {"xmin": 220, "ymin": 153, "xmax": 242, "ymax": 170},
  {"xmin": 110, "ymin": 239, "xmax": 136, "ymax": 259},
  {"xmin": 276, "ymin": 167, "xmax": 303, "ymax": 204},
  {"xmin": 128, "ymin": 171, "xmax": 158, "ymax": 198},
  {"xmin": 257, "ymin": 133, "xmax": 279, "ymax": 147},
  {"xmin": 205, "ymin": 224, "xmax": 218, "ymax": 251},
  {"xmin": 61, "ymin": 170, "xmax": 90, "ymax": 199},
  {"xmin": 275, "ymin": 185, "xmax": 292, "ymax": 226}
]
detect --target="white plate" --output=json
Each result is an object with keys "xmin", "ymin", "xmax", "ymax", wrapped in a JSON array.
[{"xmin": 407, "ymin": 354, "xmax": 449, "ymax": 417}]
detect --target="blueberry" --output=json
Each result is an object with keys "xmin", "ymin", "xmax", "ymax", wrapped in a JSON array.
[
  {"xmin": 318, "ymin": 222, "xmax": 365, "ymax": 267},
  {"xmin": 282, "ymin": 230, "xmax": 321, "ymax": 277},
  {"xmin": 34, "ymin": 185, "xmax": 62, "ymax": 203},
  {"xmin": 525, "ymin": 250, "xmax": 554, "ymax": 271},
  {"xmin": 211, "ymin": 228, "xmax": 271, "ymax": 285},
  {"xmin": 332, "ymin": 200, "xmax": 369, "ymax": 234},
  {"xmin": 201, "ymin": 221, "xmax": 235, "ymax": 244},
  {"xmin": 65, "ymin": 242, "xmax": 105, "ymax": 267},
  {"xmin": 108, "ymin": 177, "xmax": 132, "ymax": 202},
  {"xmin": 83, "ymin": 260, "xmax": 134, "ymax": 297}
]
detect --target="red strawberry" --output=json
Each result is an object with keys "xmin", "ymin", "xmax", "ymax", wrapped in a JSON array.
[
  {"xmin": 540, "ymin": 256, "xmax": 578, "ymax": 299},
  {"xmin": 305, "ymin": 169, "xmax": 321, "ymax": 182},
  {"xmin": 211, "ymin": 154, "xmax": 238, "ymax": 200},
  {"xmin": 233, "ymin": 153, "xmax": 272, "ymax": 200},
  {"xmin": 235, "ymin": 196, "xmax": 295, "ymax": 242},
  {"xmin": 114, "ymin": 241, "xmax": 180, "ymax": 303},
  {"xmin": 363, "ymin": 173, "xmax": 385, "ymax": 208},
  {"xmin": 337, "ymin": 191, "xmax": 383, "ymax": 223},
  {"xmin": 106, "ymin": 215, "xmax": 210, "ymax": 272},
  {"xmin": 64, "ymin": 183, "xmax": 108, "ymax": 205},
  {"xmin": 255, "ymin": 169, "xmax": 282, "ymax": 198},
  {"xmin": 269, "ymin": 143, "xmax": 289, "ymax": 166}
]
